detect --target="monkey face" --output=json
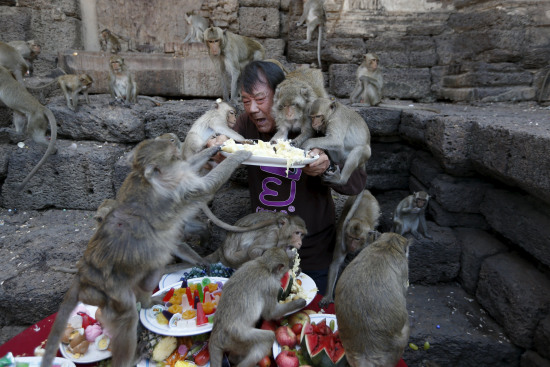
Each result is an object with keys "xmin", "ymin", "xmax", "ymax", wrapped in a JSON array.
[
  {"xmin": 226, "ymin": 110, "xmax": 237, "ymax": 128},
  {"xmin": 310, "ymin": 114, "xmax": 325, "ymax": 132},
  {"xmin": 206, "ymin": 40, "xmax": 221, "ymax": 56},
  {"xmin": 110, "ymin": 60, "xmax": 122, "ymax": 73}
]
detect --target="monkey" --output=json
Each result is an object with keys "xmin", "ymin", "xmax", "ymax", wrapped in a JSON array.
[
  {"xmin": 40, "ymin": 139, "xmax": 255, "ymax": 367},
  {"xmin": 183, "ymin": 13, "xmax": 209, "ymax": 43},
  {"xmin": 299, "ymin": 98, "xmax": 371, "ymax": 185},
  {"xmin": 334, "ymin": 232, "xmax": 410, "ymax": 367},
  {"xmin": 209, "ymin": 247, "xmax": 307, "ymax": 367},
  {"xmin": 0, "ymin": 41, "xmax": 29, "ymax": 83},
  {"xmin": 296, "ymin": 0, "xmax": 325, "ymax": 68},
  {"xmin": 205, "ymin": 212, "xmax": 307, "ymax": 269},
  {"xmin": 99, "ymin": 29, "xmax": 122, "ymax": 54},
  {"xmin": 391, "ymin": 191, "xmax": 433, "ymax": 240},
  {"xmin": 319, "ymin": 189, "xmax": 380, "ymax": 308},
  {"xmin": 270, "ymin": 67, "xmax": 328, "ymax": 144},
  {"xmin": 265, "ymin": 58, "xmax": 289, "ymax": 75},
  {"xmin": 0, "ymin": 65, "xmax": 57, "ymax": 192},
  {"xmin": 203, "ymin": 26, "xmax": 266, "ymax": 104},
  {"xmin": 182, "ymin": 98, "xmax": 247, "ymax": 160},
  {"xmin": 8, "ymin": 40, "xmax": 41, "ymax": 76},
  {"xmin": 28, "ymin": 74, "xmax": 94, "ymax": 111},
  {"xmin": 108, "ymin": 55, "xmax": 137, "ymax": 104},
  {"xmin": 350, "ymin": 53, "xmax": 382, "ymax": 106}
]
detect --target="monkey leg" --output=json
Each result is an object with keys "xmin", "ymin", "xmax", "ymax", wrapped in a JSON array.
[
  {"xmin": 234, "ymin": 329, "xmax": 276, "ymax": 367},
  {"xmin": 172, "ymin": 241, "xmax": 208, "ymax": 267},
  {"xmin": 103, "ymin": 292, "xmax": 140, "ymax": 367},
  {"xmin": 349, "ymin": 82, "xmax": 364, "ymax": 104},
  {"xmin": 12, "ymin": 111, "xmax": 27, "ymax": 134},
  {"xmin": 319, "ymin": 251, "xmax": 346, "ymax": 308},
  {"xmin": 329, "ymin": 147, "xmax": 369, "ymax": 185}
]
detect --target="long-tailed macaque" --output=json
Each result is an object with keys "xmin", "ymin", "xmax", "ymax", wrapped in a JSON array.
[
  {"xmin": 296, "ymin": 0, "xmax": 325, "ymax": 68},
  {"xmin": 100, "ymin": 29, "xmax": 122, "ymax": 54},
  {"xmin": 183, "ymin": 13, "xmax": 209, "ymax": 43},
  {"xmin": 391, "ymin": 191, "xmax": 433, "ymax": 239},
  {"xmin": 29, "ymin": 74, "xmax": 93, "ymax": 110},
  {"xmin": 209, "ymin": 247, "xmax": 307, "ymax": 367},
  {"xmin": 8, "ymin": 40, "xmax": 41, "ymax": 76},
  {"xmin": 205, "ymin": 212, "xmax": 307, "ymax": 269},
  {"xmin": 270, "ymin": 67, "xmax": 328, "ymax": 144},
  {"xmin": 300, "ymin": 98, "xmax": 371, "ymax": 185},
  {"xmin": 40, "ymin": 139, "xmax": 254, "ymax": 367},
  {"xmin": 0, "ymin": 41, "xmax": 29, "ymax": 83},
  {"xmin": 108, "ymin": 55, "xmax": 137, "ymax": 104},
  {"xmin": 0, "ymin": 65, "xmax": 57, "ymax": 191},
  {"xmin": 182, "ymin": 99, "xmax": 246, "ymax": 159},
  {"xmin": 203, "ymin": 26, "xmax": 265, "ymax": 104},
  {"xmin": 350, "ymin": 53, "xmax": 382, "ymax": 106},
  {"xmin": 319, "ymin": 190, "xmax": 380, "ymax": 308},
  {"xmin": 335, "ymin": 233, "xmax": 410, "ymax": 367}
]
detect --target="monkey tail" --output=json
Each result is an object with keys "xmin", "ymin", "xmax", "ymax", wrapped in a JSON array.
[
  {"xmin": 26, "ymin": 78, "xmax": 58, "ymax": 90},
  {"xmin": 16, "ymin": 108, "xmax": 57, "ymax": 193},
  {"xmin": 317, "ymin": 26, "xmax": 323, "ymax": 69},
  {"xmin": 199, "ymin": 203, "xmax": 276, "ymax": 232},
  {"xmin": 41, "ymin": 279, "xmax": 80, "ymax": 367},
  {"xmin": 340, "ymin": 189, "xmax": 365, "ymax": 250}
]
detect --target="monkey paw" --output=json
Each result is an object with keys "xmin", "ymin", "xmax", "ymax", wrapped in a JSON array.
[{"xmin": 318, "ymin": 296, "xmax": 333, "ymax": 309}]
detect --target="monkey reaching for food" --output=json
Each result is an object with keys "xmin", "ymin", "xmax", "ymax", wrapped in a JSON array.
[
  {"xmin": 100, "ymin": 29, "xmax": 122, "ymax": 54},
  {"xmin": 350, "ymin": 52, "xmax": 382, "ymax": 106},
  {"xmin": 205, "ymin": 212, "xmax": 307, "ymax": 269},
  {"xmin": 40, "ymin": 139, "xmax": 254, "ymax": 367},
  {"xmin": 0, "ymin": 41, "xmax": 30, "ymax": 83},
  {"xmin": 209, "ymin": 247, "xmax": 307, "ymax": 367},
  {"xmin": 183, "ymin": 13, "xmax": 209, "ymax": 43},
  {"xmin": 299, "ymin": 98, "xmax": 371, "ymax": 185},
  {"xmin": 391, "ymin": 191, "xmax": 433, "ymax": 240},
  {"xmin": 29, "ymin": 73, "xmax": 94, "ymax": 111},
  {"xmin": 296, "ymin": 0, "xmax": 325, "ymax": 68},
  {"xmin": 335, "ymin": 232, "xmax": 410, "ymax": 367},
  {"xmin": 8, "ymin": 40, "xmax": 41, "ymax": 76},
  {"xmin": 319, "ymin": 189, "xmax": 380, "ymax": 308},
  {"xmin": 203, "ymin": 26, "xmax": 265, "ymax": 104}
]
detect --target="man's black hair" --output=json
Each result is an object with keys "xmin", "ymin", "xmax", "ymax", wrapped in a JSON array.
[{"xmin": 240, "ymin": 60, "xmax": 285, "ymax": 94}]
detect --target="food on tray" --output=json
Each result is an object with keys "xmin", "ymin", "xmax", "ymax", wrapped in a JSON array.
[
  {"xmin": 61, "ymin": 305, "xmax": 111, "ymax": 359},
  {"xmin": 138, "ymin": 330, "xmax": 210, "ymax": 366},
  {"xmin": 278, "ymin": 249, "xmax": 311, "ymax": 303}
]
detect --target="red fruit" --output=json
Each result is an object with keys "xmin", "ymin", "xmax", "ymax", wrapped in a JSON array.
[
  {"xmin": 275, "ymin": 350, "xmax": 299, "ymax": 367},
  {"xmin": 194, "ymin": 345, "xmax": 210, "ymax": 366},
  {"xmin": 259, "ymin": 355, "xmax": 272, "ymax": 367},
  {"xmin": 291, "ymin": 323, "xmax": 303, "ymax": 336},
  {"xmin": 275, "ymin": 326, "xmax": 298, "ymax": 349},
  {"xmin": 261, "ymin": 319, "xmax": 278, "ymax": 332}
]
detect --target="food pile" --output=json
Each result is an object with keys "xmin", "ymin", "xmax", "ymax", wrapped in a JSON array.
[
  {"xmin": 62, "ymin": 305, "xmax": 110, "ymax": 358},
  {"xmin": 138, "ymin": 330, "xmax": 210, "ymax": 367},
  {"xmin": 278, "ymin": 249, "xmax": 310, "ymax": 304}
]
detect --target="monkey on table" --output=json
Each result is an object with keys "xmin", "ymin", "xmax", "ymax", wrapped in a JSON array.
[
  {"xmin": 392, "ymin": 191, "xmax": 433, "ymax": 239},
  {"xmin": 335, "ymin": 232, "xmax": 410, "ymax": 367},
  {"xmin": 205, "ymin": 211, "xmax": 307, "ymax": 269},
  {"xmin": 296, "ymin": 0, "xmax": 325, "ymax": 68},
  {"xmin": 0, "ymin": 65, "xmax": 57, "ymax": 192},
  {"xmin": 8, "ymin": 40, "xmax": 41, "ymax": 76},
  {"xmin": 203, "ymin": 26, "xmax": 265, "ymax": 104},
  {"xmin": 209, "ymin": 247, "xmax": 307, "ymax": 367},
  {"xmin": 270, "ymin": 66, "xmax": 328, "ymax": 144},
  {"xmin": 28, "ymin": 73, "xmax": 93, "ymax": 111},
  {"xmin": 183, "ymin": 13, "xmax": 209, "ymax": 43},
  {"xmin": 0, "ymin": 41, "xmax": 30, "ymax": 83},
  {"xmin": 319, "ymin": 189, "xmax": 380, "ymax": 308},
  {"xmin": 40, "ymin": 138, "xmax": 254, "ymax": 367},
  {"xmin": 100, "ymin": 29, "xmax": 122, "ymax": 54}
]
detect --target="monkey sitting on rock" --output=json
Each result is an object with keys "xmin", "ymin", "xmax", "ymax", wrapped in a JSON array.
[{"xmin": 392, "ymin": 191, "xmax": 433, "ymax": 239}]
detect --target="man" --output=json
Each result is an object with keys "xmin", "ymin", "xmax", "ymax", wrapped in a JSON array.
[{"xmin": 210, "ymin": 61, "xmax": 367, "ymax": 295}]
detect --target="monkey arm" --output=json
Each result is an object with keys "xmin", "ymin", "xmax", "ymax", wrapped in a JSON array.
[{"xmin": 213, "ymin": 125, "xmax": 246, "ymax": 142}]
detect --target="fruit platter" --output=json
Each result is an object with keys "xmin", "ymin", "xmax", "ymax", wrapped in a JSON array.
[
  {"xmin": 271, "ymin": 313, "xmax": 349, "ymax": 367},
  {"xmin": 140, "ymin": 277, "xmax": 228, "ymax": 336}
]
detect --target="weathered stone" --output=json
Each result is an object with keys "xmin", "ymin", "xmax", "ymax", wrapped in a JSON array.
[
  {"xmin": 455, "ymin": 228, "xmax": 508, "ymax": 295},
  {"xmin": 355, "ymin": 106, "xmax": 401, "ymax": 137},
  {"xmin": 534, "ymin": 314, "xmax": 550, "ymax": 360},
  {"xmin": 427, "ymin": 198, "xmax": 489, "ymax": 229},
  {"xmin": 328, "ymin": 63, "xmax": 356, "ymax": 98},
  {"xmin": 479, "ymin": 87, "xmax": 537, "ymax": 103},
  {"xmin": 2, "ymin": 140, "xmax": 125, "ymax": 210},
  {"xmin": 238, "ymin": 7, "xmax": 280, "ymax": 38},
  {"xmin": 480, "ymin": 189, "xmax": 550, "ymax": 269},
  {"xmin": 0, "ymin": 6, "xmax": 31, "ymax": 41},
  {"xmin": 0, "ymin": 145, "xmax": 14, "ymax": 179},
  {"xmin": 520, "ymin": 351, "xmax": 550, "ymax": 367},
  {"xmin": 238, "ymin": 0, "xmax": 280, "ymax": 7},
  {"xmin": 408, "ymin": 222, "xmax": 460, "ymax": 284},
  {"xmin": 261, "ymin": 38, "xmax": 286, "ymax": 58},
  {"xmin": 323, "ymin": 38, "xmax": 366, "ymax": 65},
  {"xmin": 367, "ymin": 173, "xmax": 409, "ymax": 191},
  {"xmin": 113, "ymin": 153, "xmax": 132, "ymax": 192},
  {"xmin": 286, "ymin": 39, "xmax": 322, "ymax": 66},
  {"xmin": 375, "ymin": 189, "xmax": 410, "ymax": 232},
  {"xmin": 476, "ymin": 253, "xmax": 550, "ymax": 349},
  {"xmin": 430, "ymin": 174, "xmax": 492, "ymax": 213},
  {"xmin": 366, "ymin": 142, "xmax": 415, "ymax": 176},
  {"xmin": 442, "ymin": 64, "xmax": 533, "ymax": 88},
  {"xmin": 383, "ymin": 68, "xmax": 433, "ymax": 101},
  {"xmin": 410, "ymin": 150, "xmax": 444, "ymax": 187}
]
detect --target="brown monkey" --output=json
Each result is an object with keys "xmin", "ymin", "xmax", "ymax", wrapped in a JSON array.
[
  {"xmin": 203, "ymin": 26, "xmax": 265, "ymax": 104},
  {"xmin": 0, "ymin": 41, "xmax": 29, "ymax": 83},
  {"xmin": 183, "ymin": 13, "xmax": 209, "ymax": 43},
  {"xmin": 300, "ymin": 98, "xmax": 371, "ymax": 185},
  {"xmin": 319, "ymin": 189, "xmax": 380, "ymax": 308},
  {"xmin": 296, "ymin": 0, "xmax": 325, "ymax": 68},
  {"xmin": 391, "ymin": 191, "xmax": 433, "ymax": 240},
  {"xmin": 99, "ymin": 29, "xmax": 122, "ymax": 54},
  {"xmin": 270, "ymin": 67, "xmax": 328, "ymax": 144},
  {"xmin": 108, "ymin": 55, "xmax": 137, "ymax": 104},
  {"xmin": 29, "ymin": 74, "xmax": 93, "ymax": 110},
  {"xmin": 8, "ymin": 40, "xmax": 41, "ymax": 75},
  {"xmin": 40, "ymin": 139, "xmax": 254, "ymax": 367},
  {"xmin": 205, "ymin": 212, "xmax": 307, "ymax": 269},
  {"xmin": 0, "ymin": 65, "xmax": 57, "ymax": 191},
  {"xmin": 334, "ymin": 232, "xmax": 410, "ymax": 367},
  {"xmin": 182, "ymin": 99, "xmax": 246, "ymax": 159},
  {"xmin": 350, "ymin": 53, "xmax": 382, "ymax": 106},
  {"xmin": 209, "ymin": 247, "xmax": 307, "ymax": 367}
]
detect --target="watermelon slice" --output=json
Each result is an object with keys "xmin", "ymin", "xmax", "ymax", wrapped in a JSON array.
[
  {"xmin": 278, "ymin": 270, "xmax": 294, "ymax": 301},
  {"xmin": 300, "ymin": 319, "xmax": 349, "ymax": 367}
]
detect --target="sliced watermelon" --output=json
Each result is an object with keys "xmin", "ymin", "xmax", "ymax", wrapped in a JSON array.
[
  {"xmin": 278, "ymin": 270, "xmax": 294, "ymax": 301},
  {"xmin": 301, "ymin": 319, "xmax": 349, "ymax": 367}
]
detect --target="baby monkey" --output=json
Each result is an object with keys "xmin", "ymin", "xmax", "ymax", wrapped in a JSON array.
[
  {"xmin": 392, "ymin": 191, "xmax": 433, "ymax": 239},
  {"xmin": 29, "ymin": 73, "xmax": 93, "ymax": 110}
]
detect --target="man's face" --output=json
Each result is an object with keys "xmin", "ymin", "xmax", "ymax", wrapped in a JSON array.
[{"xmin": 241, "ymin": 79, "xmax": 276, "ymax": 134}]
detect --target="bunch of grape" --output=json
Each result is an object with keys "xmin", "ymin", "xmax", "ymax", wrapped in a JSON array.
[{"xmin": 180, "ymin": 262, "xmax": 234, "ymax": 281}]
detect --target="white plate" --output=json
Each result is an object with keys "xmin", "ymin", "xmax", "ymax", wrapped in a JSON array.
[
  {"xmin": 283, "ymin": 273, "xmax": 317, "ymax": 314},
  {"xmin": 59, "ymin": 303, "xmax": 112, "ymax": 364},
  {"xmin": 158, "ymin": 267, "xmax": 192, "ymax": 289},
  {"xmin": 272, "ymin": 313, "xmax": 338, "ymax": 358},
  {"xmin": 15, "ymin": 357, "xmax": 76, "ymax": 367},
  {"xmin": 220, "ymin": 151, "xmax": 319, "ymax": 168},
  {"xmin": 140, "ymin": 277, "xmax": 228, "ymax": 336}
]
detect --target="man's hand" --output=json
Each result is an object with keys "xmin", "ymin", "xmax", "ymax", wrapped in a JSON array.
[
  {"xmin": 205, "ymin": 134, "xmax": 229, "ymax": 164},
  {"xmin": 303, "ymin": 148, "xmax": 330, "ymax": 176}
]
